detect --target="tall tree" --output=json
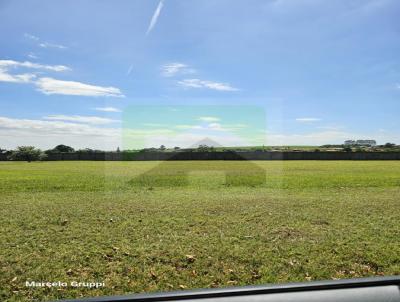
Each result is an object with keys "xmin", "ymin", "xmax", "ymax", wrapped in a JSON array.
[
  {"xmin": 8, "ymin": 146, "xmax": 47, "ymax": 162},
  {"xmin": 52, "ymin": 144, "xmax": 75, "ymax": 153}
]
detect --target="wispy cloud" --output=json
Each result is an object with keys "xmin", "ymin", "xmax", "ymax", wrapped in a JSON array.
[
  {"xmin": 146, "ymin": 0, "xmax": 164, "ymax": 35},
  {"xmin": 0, "ymin": 59, "xmax": 69, "ymax": 84},
  {"xmin": 175, "ymin": 123, "xmax": 224, "ymax": 131},
  {"xmin": 0, "ymin": 116, "xmax": 119, "ymax": 135},
  {"xmin": 162, "ymin": 63, "xmax": 237, "ymax": 91},
  {"xmin": 0, "ymin": 60, "xmax": 70, "ymax": 72},
  {"xmin": 161, "ymin": 62, "xmax": 195, "ymax": 77},
  {"xmin": 35, "ymin": 77, "xmax": 124, "ymax": 97},
  {"xmin": 94, "ymin": 107, "xmax": 122, "ymax": 113},
  {"xmin": 198, "ymin": 116, "xmax": 220, "ymax": 122},
  {"xmin": 126, "ymin": 64, "xmax": 134, "ymax": 76},
  {"xmin": 27, "ymin": 52, "xmax": 38, "ymax": 59},
  {"xmin": 174, "ymin": 124, "xmax": 199, "ymax": 130},
  {"xmin": 24, "ymin": 33, "xmax": 67, "ymax": 49},
  {"xmin": 175, "ymin": 121, "xmax": 247, "ymax": 133},
  {"xmin": 43, "ymin": 115, "xmax": 119, "ymax": 125},
  {"xmin": 24, "ymin": 33, "xmax": 39, "ymax": 41},
  {"xmin": 39, "ymin": 42, "xmax": 67, "ymax": 49},
  {"xmin": 178, "ymin": 79, "xmax": 239, "ymax": 91},
  {"xmin": 0, "ymin": 69, "xmax": 36, "ymax": 83},
  {"xmin": 0, "ymin": 59, "xmax": 123, "ymax": 97},
  {"xmin": 295, "ymin": 117, "xmax": 322, "ymax": 122},
  {"xmin": 206, "ymin": 123, "xmax": 223, "ymax": 131}
]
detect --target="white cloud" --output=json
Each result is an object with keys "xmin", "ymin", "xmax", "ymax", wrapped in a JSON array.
[
  {"xmin": 0, "ymin": 59, "xmax": 70, "ymax": 84},
  {"xmin": 24, "ymin": 33, "xmax": 39, "ymax": 41},
  {"xmin": 146, "ymin": 0, "xmax": 164, "ymax": 35},
  {"xmin": 295, "ymin": 117, "xmax": 321, "ymax": 122},
  {"xmin": 207, "ymin": 123, "xmax": 223, "ymax": 131},
  {"xmin": 39, "ymin": 42, "xmax": 67, "ymax": 49},
  {"xmin": 0, "ymin": 68, "xmax": 36, "ymax": 83},
  {"xmin": 27, "ymin": 52, "xmax": 38, "ymax": 59},
  {"xmin": 178, "ymin": 79, "xmax": 239, "ymax": 91},
  {"xmin": 0, "ymin": 60, "xmax": 70, "ymax": 72},
  {"xmin": 0, "ymin": 116, "xmax": 121, "ymax": 150},
  {"xmin": 161, "ymin": 62, "xmax": 195, "ymax": 77},
  {"xmin": 201, "ymin": 122, "xmax": 247, "ymax": 132},
  {"xmin": 174, "ymin": 122, "xmax": 246, "ymax": 133},
  {"xmin": 0, "ymin": 116, "xmax": 179, "ymax": 150},
  {"xmin": 0, "ymin": 59, "xmax": 123, "ymax": 97},
  {"xmin": 43, "ymin": 115, "xmax": 119, "ymax": 125},
  {"xmin": 198, "ymin": 116, "xmax": 220, "ymax": 122},
  {"xmin": 35, "ymin": 77, "xmax": 124, "ymax": 97},
  {"xmin": 94, "ymin": 107, "xmax": 122, "ymax": 113},
  {"xmin": 24, "ymin": 33, "xmax": 67, "ymax": 49},
  {"xmin": 0, "ymin": 113, "xmax": 247, "ymax": 150}
]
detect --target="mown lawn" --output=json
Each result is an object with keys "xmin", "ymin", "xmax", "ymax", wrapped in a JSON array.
[{"xmin": 0, "ymin": 161, "xmax": 399, "ymax": 301}]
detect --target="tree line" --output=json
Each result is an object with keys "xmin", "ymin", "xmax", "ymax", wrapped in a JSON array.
[{"xmin": 1, "ymin": 143, "xmax": 399, "ymax": 162}]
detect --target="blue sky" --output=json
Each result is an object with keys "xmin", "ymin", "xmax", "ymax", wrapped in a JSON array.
[{"xmin": 0, "ymin": 0, "xmax": 399, "ymax": 150}]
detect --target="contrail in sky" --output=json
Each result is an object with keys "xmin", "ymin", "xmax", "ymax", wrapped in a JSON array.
[
  {"xmin": 126, "ymin": 64, "xmax": 134, "ymax": 76},
  {"xmin": 146, "ymin": 0, "xmax": 164, "ymax": 35}
]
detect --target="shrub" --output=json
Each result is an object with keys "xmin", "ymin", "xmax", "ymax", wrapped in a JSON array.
[{"xmin": 8, "ymin": 146, "xmax": 47, "ymax": 162}]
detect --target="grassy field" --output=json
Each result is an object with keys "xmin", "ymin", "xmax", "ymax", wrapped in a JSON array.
[{"xmin": 0, "ymin": 161, "xmax": 399, "ymax": 301}]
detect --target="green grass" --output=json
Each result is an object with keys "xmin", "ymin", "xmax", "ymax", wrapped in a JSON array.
[{"xmin": 0, "ymin": 161, "xmax": 399, "ymax": 301}]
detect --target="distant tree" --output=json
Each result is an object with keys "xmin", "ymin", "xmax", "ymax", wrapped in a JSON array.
[
  {"xmin": 314, "ymin": 148, "xmax": 320, "ymax": 152},
  {"xmin": 198, "ymin": 144, "xmax": 211, "ymax": 152},
  {"xmin": 8, "ymin": 146, "xmax": 47, "ymax": 162},
  {"xmin": 77, "ymin": 148, "xmax": 100, "ymax": 153},
  {"xmin": 140, "ymin": 148, "xmax": 157, "ymax": 152},
  {"xmin": 174, "ymin": 146, "xmax": 180, "ymax": 151},
  {"xmin": 384, "ymin": 143, "xmax": 396, "ymax": 148},
  {"xmin": 116, "ymin": 147, "xmax": 121, "ymax": 153},
  {"xmin": 343, "ymin": 146, "xmax": 352, "ymax": 152},
  {"xmin": 159, "ymin": 145, "xmax": 166, "ymax": 151},
  {"xmin": 0, "ymin": 148, "xmax": 6, "ymax": 154},
  {"xmin": 52, "ymin": 144, "xmax": 75, "ymax": 153}
]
